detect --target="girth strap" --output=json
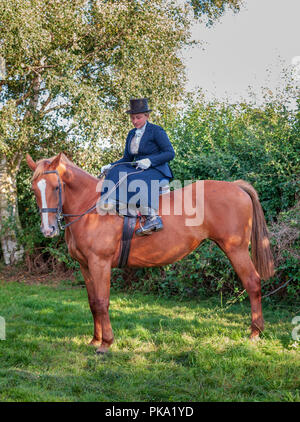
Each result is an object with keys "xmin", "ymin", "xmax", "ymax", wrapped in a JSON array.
[{"xmin": 118, "ymin": 216, "xmax": 137, "ymax": 268}]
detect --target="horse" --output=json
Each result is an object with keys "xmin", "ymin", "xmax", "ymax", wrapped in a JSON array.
[{"xmin": 26, "ymin": 152, "xmax": 274, "ymax": 354}]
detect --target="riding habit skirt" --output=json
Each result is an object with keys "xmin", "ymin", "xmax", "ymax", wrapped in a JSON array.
[{"xmin": 100, "ymin": 163, "xmax": 169, "ymax": 213}]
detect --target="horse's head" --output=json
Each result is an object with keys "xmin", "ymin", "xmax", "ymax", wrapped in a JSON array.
[{"xmin": 26, "ymin": 153, "xmax": 67, "ymax": 237}]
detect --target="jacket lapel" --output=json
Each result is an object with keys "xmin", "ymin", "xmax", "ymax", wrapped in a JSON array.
[
  {"xmin": 138, "ymin": 121, "xmax": 152, "ymax": 152},
  {"xmin": 126, "ymin": 129, "xmax": 135, "ymax": 156},
  {"xmin": 127, "ymin": 122, "xmax": 152, "ymax": 156}
]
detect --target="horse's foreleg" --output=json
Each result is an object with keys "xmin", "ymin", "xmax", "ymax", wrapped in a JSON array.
[
  {"xmin": 80, "ymin": 265, "xmax": 102, "ymax": 347},
  {"xmin": 220, "ymin": 246, "xmax": 264, "ymax": 339},
  {"xmin": 86, "ymin": 257, "xmax": 114, "ymax": 354}
]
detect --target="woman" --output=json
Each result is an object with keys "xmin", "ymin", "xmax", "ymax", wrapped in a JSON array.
[{"xmin": 100, "ymin": 98, "xmax": 175, "ymax": 236}]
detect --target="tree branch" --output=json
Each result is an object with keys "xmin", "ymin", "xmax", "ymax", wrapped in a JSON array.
[
  {"xmin": 23, "ymin": 57, "xmax": 46, "ymax": 118},
  {"xmin": 23, "ymin": 74, "xmax": 41, "ymax": 119},
  {"xmin": 39, "ymin": 94, "xmax": 52, "ymax": 113},
  {"xmin": 15, "ymin": 89, "xmax": 32, "ymax": 106},
  {"xmin": 0, "ymin": 80, "xmax": 5, "ymax": 95}
]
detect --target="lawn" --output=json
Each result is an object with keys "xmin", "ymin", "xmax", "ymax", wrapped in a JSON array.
[{"xmin": 0, "ymin": 280, "xmax": 299, "ymax": 402}]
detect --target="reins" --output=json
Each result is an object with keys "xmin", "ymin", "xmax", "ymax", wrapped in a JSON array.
[
  {"xmin": 99, "ymin": 162, "xmax": 145, "ymax": 204},
  {"xmin": 39, "ymin": 163, "xmax": 144, "ymax": 230}
]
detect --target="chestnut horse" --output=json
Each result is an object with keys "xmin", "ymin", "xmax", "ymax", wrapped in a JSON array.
[{"xmin": 26, "ymin": 153, "xmax": 274, "ymax": 354}]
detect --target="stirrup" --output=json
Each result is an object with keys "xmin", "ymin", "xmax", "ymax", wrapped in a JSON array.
[
  {"xmin": 136, "ymin": 216, "xmax": 153, "ymax": 236},
  {"xmin": 136, "ymin": 215, "xmax": 163, "ymax": 236}
]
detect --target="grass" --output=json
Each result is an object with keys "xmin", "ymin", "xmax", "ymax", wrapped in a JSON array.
[{"xmin": 0, "ymin": 280, "xmax": 299, "ymax": 402}]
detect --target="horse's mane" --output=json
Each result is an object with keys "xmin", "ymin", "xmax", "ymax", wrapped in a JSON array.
[{"xmin": 32, "ymin": 153, "xmax": 81, "ymax": 181}]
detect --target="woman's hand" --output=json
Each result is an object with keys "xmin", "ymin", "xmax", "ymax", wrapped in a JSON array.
[
  {"xmin": 101, "ymin": 164, "xmax": 112, "ymax": 173},
  {"xmin": 136, "ymin": 158, "xmax": 151, "ymax": 169}
]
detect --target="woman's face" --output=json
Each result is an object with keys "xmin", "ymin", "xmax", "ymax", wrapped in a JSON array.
[{"xmin": 130, "ymin": 113, "xmax": 149, "ymax": 129}]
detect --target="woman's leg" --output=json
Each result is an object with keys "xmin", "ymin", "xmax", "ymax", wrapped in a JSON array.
[{"xmin": 134, "ymin": 173, "xmax": 169, "ymax": 235}]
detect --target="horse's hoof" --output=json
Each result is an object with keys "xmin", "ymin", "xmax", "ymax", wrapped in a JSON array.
[
  {"xmin": 96, "ymin": 346, "xmax": 110, "ymax": 355},
  {"xmin": 89, "ymin": 339, "xmax": 102, "ymax": 347},
  {"xmin": 250, "ymin": 334, "xmax": 260, "ymax": 342}
]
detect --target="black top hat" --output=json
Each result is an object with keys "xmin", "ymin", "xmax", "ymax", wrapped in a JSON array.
[{"xmin": 126, "ymin": 98, "xmax": 152, "ymax": 114}]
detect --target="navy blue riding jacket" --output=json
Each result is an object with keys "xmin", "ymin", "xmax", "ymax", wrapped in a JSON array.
[{"xmin": 113, "ymin": 122, "xmax": 175, "ymax": 178}]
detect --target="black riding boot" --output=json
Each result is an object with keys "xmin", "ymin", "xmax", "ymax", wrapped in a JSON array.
[{"xmin": 136, "ymin": 211, "xmax": 163, "ymax": 236}]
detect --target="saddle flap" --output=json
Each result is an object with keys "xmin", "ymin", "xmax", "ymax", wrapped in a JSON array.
[{"xmin": 118, "ymin": 216, "xmax": 137, "ymax": 268}]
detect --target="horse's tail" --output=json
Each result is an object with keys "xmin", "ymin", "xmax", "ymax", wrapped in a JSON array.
[{"xmin": 234, "ymin": 180, "xmax": 275, "ymax": 280}]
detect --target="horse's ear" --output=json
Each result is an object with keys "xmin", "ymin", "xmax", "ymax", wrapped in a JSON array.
[
  {"xmin": 48, "ymin": 153, "xmax": 62, "ymax": 170},
  {"xmin": 61, "ymin": 151, "xmax": 73, "ymax": 162},
  {"xmin": 26, "ymin": 154, "xmax": 37, "ymax": 171}
]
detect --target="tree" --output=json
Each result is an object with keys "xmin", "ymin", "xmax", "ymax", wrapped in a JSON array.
[
  {"xmin": 189, "ymin": 0, "xmax": 243, "ymax": 23},
  {"xmin": 0, "ymin": 0, "xmax": 243, "ymax": 264}
]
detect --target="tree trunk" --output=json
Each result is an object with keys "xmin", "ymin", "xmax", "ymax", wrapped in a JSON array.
[
  {"xmin": 0, "ymin": 156, "xmax": 24, "ymax": 265},
  {"xmin": 0, "ymin": 64, "xmax": 43, "ymax": 266}
]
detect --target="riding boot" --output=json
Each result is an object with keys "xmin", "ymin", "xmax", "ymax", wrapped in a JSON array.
[{"xmin": 135, "ymin": 208, "xmax": 163, "ymax": 236}]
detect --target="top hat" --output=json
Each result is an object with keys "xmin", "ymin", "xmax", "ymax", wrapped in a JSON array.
[{"xmin": 126, "ymin": 98, "xmax": 152, "ymax": 114}]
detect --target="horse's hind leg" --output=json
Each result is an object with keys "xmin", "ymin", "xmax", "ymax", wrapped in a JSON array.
[{"xmin": 219, "ymin": 245, "xmax": 264, "ymax": 339}]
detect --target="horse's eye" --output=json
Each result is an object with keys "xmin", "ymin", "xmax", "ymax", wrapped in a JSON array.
[{"xmin": 55, "ymin": 186, "xmax": 59, "ymax": 191}]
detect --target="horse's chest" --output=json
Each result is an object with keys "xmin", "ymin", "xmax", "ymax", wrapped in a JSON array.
[{"xmin": 65, "ymin": 230, "xmax": 82, "ymax": 261}]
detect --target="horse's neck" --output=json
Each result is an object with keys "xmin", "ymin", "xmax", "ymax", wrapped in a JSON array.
[{"xmin": 63, "ymin": 166, "xmax": 100, "ymax": 215}]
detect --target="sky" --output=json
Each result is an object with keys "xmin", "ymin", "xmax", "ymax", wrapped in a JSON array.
[{"xmin": 182, "ymin": 0, "xmax": 300, "ymax": 104}]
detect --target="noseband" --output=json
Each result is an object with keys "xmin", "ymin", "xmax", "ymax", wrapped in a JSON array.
[{"xmin": 39, "ymin": 170, "xmax": 97, "ymax": 230}]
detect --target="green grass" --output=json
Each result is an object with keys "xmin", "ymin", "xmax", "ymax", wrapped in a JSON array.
[{"xmin": 0, "ymin": 280, "xmax": 299, "ymax": 402}]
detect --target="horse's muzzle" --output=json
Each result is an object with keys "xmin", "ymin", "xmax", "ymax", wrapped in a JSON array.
[{"xmin": 41, "ymin": 225, "xmax": 60, "ymax": 238}]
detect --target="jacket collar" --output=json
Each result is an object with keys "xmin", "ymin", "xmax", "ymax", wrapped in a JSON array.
[
  {"xmin": 135, "ymin": 121, "xmax": 148, "ymax": 133},
  {"xmin": 130, "ymin": 121, "xmax": 151, "ymax": 136}
]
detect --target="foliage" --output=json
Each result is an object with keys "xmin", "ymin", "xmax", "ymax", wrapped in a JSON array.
[
  {"xmin": 189, "ymin": 0, "xmax": 243, "ymax": 24},
  {"xmin": 167, "ymin": 92, "xmax": 300, "ymax": 221},
  {"xmin": 0, "ymin": 0, "xmax": 195, "ymax": 163},
  {"xmin": 0, "ymin": 0, "xmax": 247, "ymax": 161},
  {"xmin": 268, "ymin": 201, "xmax": 300, "ymax": 301}
]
